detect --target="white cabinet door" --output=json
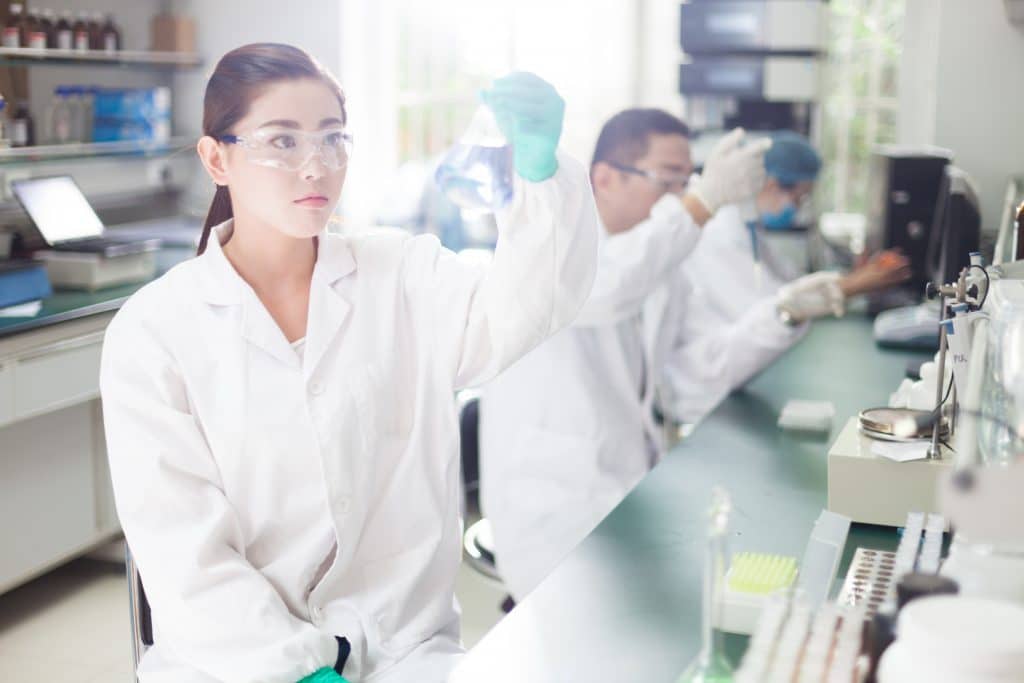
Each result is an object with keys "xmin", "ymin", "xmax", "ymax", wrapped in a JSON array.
[
  {"xmin": 0, "ymin": 402, "xmax": 103, "ymax": 594},
  {"xmin": 10, "ymin": 331, "xmax": 104, "ymax": 424},
  {"xmin": 0, "ymin": 361, "xmax": 12, "ymax": 425}
]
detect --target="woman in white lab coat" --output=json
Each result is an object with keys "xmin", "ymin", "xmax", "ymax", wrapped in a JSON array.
[{"xmin": 99, "ymin": 44, "xmax": 597, "ymax": 683}]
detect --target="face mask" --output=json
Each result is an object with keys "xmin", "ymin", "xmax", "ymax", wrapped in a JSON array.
[{"xmin": 761, "ymin": 203, "xmax": 797, "ymax": 231}]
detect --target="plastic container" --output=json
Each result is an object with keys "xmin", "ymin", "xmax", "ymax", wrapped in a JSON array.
[
  {"xmin": 434, "ymin": 105, "xmax": 514, "ymax": 215},
  {"xmin": 79, "ymin": 87, "xmax": 95, "ymax": 143},
  {"xmin": 44, "ymin": 86, "xmax": 72, "ymax": 144},
  {"xmin": 66, "ymin": 86, "xmax": 84, "ymax": 142},
  {"xmin": 878, "ymin": 596, "xmax": 1024, "ymax": 682}
]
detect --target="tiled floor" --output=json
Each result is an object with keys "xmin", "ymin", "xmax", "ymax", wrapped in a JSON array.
[{"xmin": 0, "ymin": 540, "xmax": 507, "ymax": 682}]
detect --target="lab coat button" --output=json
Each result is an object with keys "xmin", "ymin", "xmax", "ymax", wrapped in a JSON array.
[
  {"xmin": 311, "ymin": 605, "xmax": 323, "ymax": 622},
  {"xmin": 337, "ymin": 497, "xmax": 351, "ymax": 514},
  {"xmin": 310, "ymin": 381, "xmax": 325, "ymax": 396}
]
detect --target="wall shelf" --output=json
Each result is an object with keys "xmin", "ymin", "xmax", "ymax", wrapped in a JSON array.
[
  {"xmin": 0, "ymin": 137, "xmax": 195, "ymax": 165},
  {"xmin": 0, "ymin": 47, "xmax": 201, "ymax": 69}
]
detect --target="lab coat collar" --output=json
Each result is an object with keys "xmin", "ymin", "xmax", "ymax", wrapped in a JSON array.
[
  {"xmin": 195, "ymin": 220, "xmax": 357, "ymax": 303},
  {"xmin": 194, "ymin": 219, "xmax": 357, "ymax": 371}
]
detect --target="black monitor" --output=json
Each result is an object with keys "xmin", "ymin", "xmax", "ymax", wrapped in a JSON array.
[
  {"xmin": 865, "ymin": 146, "xmax": 953, "ymax": 312},
  {"xmin": 926, "ymin": 166, "xmax": 981, "ymax": 287}
]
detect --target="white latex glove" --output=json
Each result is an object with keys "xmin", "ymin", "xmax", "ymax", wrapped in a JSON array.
[
  {"xmin": 687, "ymin": 128, "xmax": 773, "ymax": 214},
  {"xmin": 775, "ymin": 271, "xmax": 845, "ymax": 324}
]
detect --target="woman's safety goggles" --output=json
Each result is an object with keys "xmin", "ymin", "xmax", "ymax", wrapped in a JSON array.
[{"xmin": 218, "ymin": 127, "xmax": 354, "ymax": 172}]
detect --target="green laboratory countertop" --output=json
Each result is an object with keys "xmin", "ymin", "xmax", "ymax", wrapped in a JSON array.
[
  {"xmin": 0, "ymin": 248, "xmax": 193, "ymax": 339},
  {"xmin": 451, "ymin": 315, "xmax": 930, "ymax": 683}
]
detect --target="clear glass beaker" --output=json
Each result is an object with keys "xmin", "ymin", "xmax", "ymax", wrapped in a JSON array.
[{"xmin": 434, "ymin": 105, "xmax": 514, "ymax": 216}]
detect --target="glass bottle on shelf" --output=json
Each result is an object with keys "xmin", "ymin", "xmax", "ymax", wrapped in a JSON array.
[
  {"xmin": 25, "ymin": 7, "xmax": 44, "ymax": 49},
  {"xmin": 101, "ymin": 14, "xmax": 121, "ymax": 53},
  {"xmin": 3, "ymin": 3, "xmax": 25, "ymax": 48},
  {"xmin": 11, "ymin": 99, "xmax": 34, "ymax": 147},
  {"xmin": 0, "ymin": 96, "xmax": 9, "ymax": 149},
  {"xmin": 72, "ymin": 11, "xmax": 89, "ymax": 51},
  {"xmin": 55, "ymin": 10, "xmax": 73, "ymax": 50},
  {"xmin": 40, "ymin": 8, "xmax": 56, "ymax": 49},
  {"xmin": 87, "ymin": 11, "xmax": 103, "ymax": 50}
]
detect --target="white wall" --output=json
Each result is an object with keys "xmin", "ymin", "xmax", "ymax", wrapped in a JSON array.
[
  {"xmin": 900, "ymin": 0, "xmax": 1024, "ymax": 233},
  {"xmin": 636, "ymin": 0, "xmax": 686, "ymax": 116}
]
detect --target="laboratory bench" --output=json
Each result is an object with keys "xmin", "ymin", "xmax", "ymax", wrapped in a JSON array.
[
  {"xmin": 451, "ymin": 315, "xmax": 930, "ymax": 682},
  {"xmin": 0, "ymin": 236, "xmax": 194, "ymax": 595}
]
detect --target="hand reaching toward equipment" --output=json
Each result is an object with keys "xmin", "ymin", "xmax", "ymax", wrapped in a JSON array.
[{"xmin": 839, "ymin": 250, "xmax": 912, "ymax": 298}]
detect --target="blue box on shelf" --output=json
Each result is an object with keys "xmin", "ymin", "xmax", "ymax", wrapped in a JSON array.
[
  {"xmin": 92, "ymin": 117, "xmax": 171, "ymax": 144},
  {"xmin": 93, "ymin": 87, "xmax": 172, "ymax": 120},
  {"xmin": 0, "ymin": 261, "xmax": 53, "ymax": 309}
]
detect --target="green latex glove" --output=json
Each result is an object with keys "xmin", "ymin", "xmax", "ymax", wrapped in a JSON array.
[
  {"xmin": 481, "ymin": 72, "xmax": 565, "ymax": 183},
  {"xmin": 297, "ymin": 667, "xmax": 349, "ymax": 683}
]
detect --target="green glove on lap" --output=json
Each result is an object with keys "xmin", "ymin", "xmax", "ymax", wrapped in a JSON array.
[{"xmin": 296, "ymin": 667, "xmax": 349, "ymax": 683}]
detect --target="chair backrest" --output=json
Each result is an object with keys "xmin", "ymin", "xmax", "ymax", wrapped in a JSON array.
[
  {"xmin": 125, "ymin": 543, "xmax": 153, "ymax": 674},
  {"xmin": 457, "ymin": 392, "xmax": 481, "ymax": 511}
]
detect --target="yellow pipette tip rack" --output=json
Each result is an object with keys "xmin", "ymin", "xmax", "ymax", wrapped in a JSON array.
[{"xmin": 726, "ymin": 552, "xmax": 799, "ymax": 595}]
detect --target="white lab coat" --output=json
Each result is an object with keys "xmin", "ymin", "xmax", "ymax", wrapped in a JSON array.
[
  {"xmin": 682, "ymin": 203, "xmax": 800, "ymax": 322},
  {"xmin": 99, "ymin": 152, "xmax": 598, "ymax": 683},
  {"xmin": 664, "ymin": 204, "xmax": 810, "ymax": 422},
  {"xmin": 480, "ymin": 195, "xmax": 805, "ymax": 600}
]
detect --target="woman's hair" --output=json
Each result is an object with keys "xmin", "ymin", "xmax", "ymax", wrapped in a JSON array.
[{"xmin": 197, "ymin": 43, "xmax": 347, "ymax": 254}]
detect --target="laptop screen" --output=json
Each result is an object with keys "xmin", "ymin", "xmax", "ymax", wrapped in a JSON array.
[{"xmin": 12, "ymin": 176, "xmax": 105, "ymax": 244}]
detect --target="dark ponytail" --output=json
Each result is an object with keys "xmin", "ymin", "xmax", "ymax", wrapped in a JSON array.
[
  {"xmin": 197, "ymin": 43, "xmax": 347, "ymax": 255},
  {"xmin": 198, "ymin": 186, "xmax": 233, "ymax": 255}
]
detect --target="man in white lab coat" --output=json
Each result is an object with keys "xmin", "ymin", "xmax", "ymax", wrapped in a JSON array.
[{"xmin": 479, "ymin": 111, "xmax": 881, "ymax": 602}]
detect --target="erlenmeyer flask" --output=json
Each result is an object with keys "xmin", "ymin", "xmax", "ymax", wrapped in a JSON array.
[
  {"xmin": 677, "ymin": 486, "xmax": 734, "ymax": 683},
  {"xmin": 435, "ymin": 105, "xmax": 514, "ymax": 215}
]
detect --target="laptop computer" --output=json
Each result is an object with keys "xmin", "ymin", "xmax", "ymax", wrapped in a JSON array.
[{"xmin": 12, "ymin": 175, "xmax": 162, "ymax": 258}]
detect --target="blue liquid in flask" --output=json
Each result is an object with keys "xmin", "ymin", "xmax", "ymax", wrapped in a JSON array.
[{"xmin": 435, "ymin": 106, "xmax": 514, "ymax": 215}]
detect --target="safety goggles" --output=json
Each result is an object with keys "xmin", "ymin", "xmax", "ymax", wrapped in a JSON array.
[
  {"xmin": 218, "ymin": 127, "xmax": 354, "ymax": 172},
  {"xmin": 609, "ymin": 161, "xmax": 689, "ymax": 192}
]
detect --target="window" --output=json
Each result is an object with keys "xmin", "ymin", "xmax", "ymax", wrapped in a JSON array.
[
  {"xmin": 340, "ymin": 0, "xmax": 642, "ymax": 232},
  {"xmin": 819, "ymin": 0, "xmax": 906, "ymax": 214}
]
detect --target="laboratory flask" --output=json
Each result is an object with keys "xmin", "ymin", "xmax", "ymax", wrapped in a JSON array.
[
  {"xmin": 677, "ymin": 487, "xmax": 734, "ymax": 683},
  {"xmin": 434, "ymin": 104, "xmax": 514, "ymax": 215}
]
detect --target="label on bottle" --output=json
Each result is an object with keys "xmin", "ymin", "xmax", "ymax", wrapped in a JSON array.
[
  {"xmin": 28, "ymin": 32, "xmax": 45, "ymax": 50},
  {"xmin": 56, "ymin": 29, "xmax": 72, "ymax": 50},
  {"xmin": 74, "ymin": 30, "xmax": 88, "ymax": 51},
  {"xmin": 103, "ymin": 33, "xmax": 116, "ymax": 54},
  {"xmin": 2, "ymin": 27, "xmax": 21, "ymax": 48},
  {"xmin": 11, "ymin": 119, "xmax": 28, "ymax": 147}
]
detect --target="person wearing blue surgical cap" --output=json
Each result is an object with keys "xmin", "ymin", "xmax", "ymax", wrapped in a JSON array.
[
  {"xmin": 758, "ymin": 130, "xmax": 823, "ymax": 230},
  {"xmin": 668, "ymin": 130, "xmax": 911, "ymax": 424}
]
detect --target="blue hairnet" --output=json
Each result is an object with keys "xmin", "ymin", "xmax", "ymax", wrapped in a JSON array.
[{"xmin": 764, "ymin": 131, "xmax": 821, "ymax": 186}]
